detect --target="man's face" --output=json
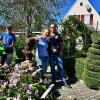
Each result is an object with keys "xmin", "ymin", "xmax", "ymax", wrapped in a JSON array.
[
  {"xmin": 6, "ymin": 29, "xmax": 12, "ymax": 34},
  {"xmin": 49, "ymin": 24, "xmax": 57, "ymax": 33}
]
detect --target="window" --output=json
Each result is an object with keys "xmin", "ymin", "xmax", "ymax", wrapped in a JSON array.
[{"xmin": 80, "ymin": 2, "xmax": 83, "ymax": 6}]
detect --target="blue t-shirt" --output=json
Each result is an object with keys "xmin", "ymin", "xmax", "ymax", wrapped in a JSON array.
[
  {"xmin": 36, "ymin": 37, "xmax": 48, "ymax": 57},
  {"xmin": 0, "ymin": 32, "xmax": 16, "ymax": 53}
]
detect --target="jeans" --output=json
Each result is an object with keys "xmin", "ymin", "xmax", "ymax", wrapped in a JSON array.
[
  {"xmin": 49, "ymin": 53, "xmax": 66, "ymax": 83},
  {"xmin": 0, "ymin": 53, "xmax": 13, "ymax": 65},
  {"xmin": 36, "ymin": 56, "xmax": 48, "ymax": 78}
]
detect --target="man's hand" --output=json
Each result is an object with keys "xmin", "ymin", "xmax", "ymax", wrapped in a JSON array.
[
  {"xmin": 4, "ymin": 42, "xmax": 16, "ymax": 49},
  {"xmin": 52, "ymin": 48, "xmax": 57, "ymax": 53}
]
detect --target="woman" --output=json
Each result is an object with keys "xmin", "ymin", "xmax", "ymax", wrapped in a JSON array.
[{"xmin": 36, "ymin": 28, "xmax": 50, "ymax": 80}]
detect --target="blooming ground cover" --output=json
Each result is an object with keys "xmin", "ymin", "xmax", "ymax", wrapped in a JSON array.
[{"xmin": 0, "ymin": 60, "xmax": 48, "ymax": 100}]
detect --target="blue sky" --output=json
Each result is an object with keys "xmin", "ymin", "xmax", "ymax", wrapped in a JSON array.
[{"xmin": 57, "ymin": 0, "xmax": 100, "ymax": 21}]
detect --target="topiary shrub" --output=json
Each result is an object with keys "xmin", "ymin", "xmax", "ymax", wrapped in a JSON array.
[{"xmin": 83, "ymin": 33, "xmax": 100, "ymax": 89}]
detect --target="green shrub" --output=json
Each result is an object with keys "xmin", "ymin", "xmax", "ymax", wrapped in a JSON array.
[
  {"xmin": 15, "ymin": 35, "xmax": 25, "ymax": 58},
  {"xmin": 83, "ymin": 73, "xmax": 100, "ymax": 89},
  {"xmin": 86, "ymin": 64, "xmax": 100, "ymax": 72},
  {"xmin": 91, "ymin": 43, "xmax": 100, "ymax": 49},
  {"xmin": 75, "ymin": 58, "xmax": 85, "ymax": 79},
  {"xmin": 0, "ymin": 97, "xmax": 6, "ymax": 100},
  {"xmin": 83, "ymin": 33, "xmax": 100, "ymax": 89},
  {"xmin": 91, "ymin": 33, "xmax": 100, "ymax": 43},
  {"xmin": 87, "ymin": 53, "xmax": 100, "ymax": 60},
  {"xmin": 84, "ymin": 69, "xmax": 100, "ymax": 80},
  {"xmin": 88, "ymin": 47, "xmax": 100, "ymax": 55},
  {"xmin": 86, "ymin": 58, "xmax": 100, "ymax": 66}
]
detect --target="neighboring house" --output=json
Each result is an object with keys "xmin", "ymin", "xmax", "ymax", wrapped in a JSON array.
[{"xmin": 64, "ymin": 0, "xmax": 100, "ymax": 32}]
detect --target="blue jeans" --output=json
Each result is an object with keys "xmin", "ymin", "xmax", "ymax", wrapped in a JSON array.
[
  {"xmin": 49, "ymin": 54, "xmax": 66, "ymax": 82},
  {"xmin": 36, "ymin": 56, "xmax": 48, "ymax": 77}
]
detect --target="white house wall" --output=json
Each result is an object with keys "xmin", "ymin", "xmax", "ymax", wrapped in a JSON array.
[{"xmin": 64, "ymin": 0, "xmax": 100, "ymax": 31}]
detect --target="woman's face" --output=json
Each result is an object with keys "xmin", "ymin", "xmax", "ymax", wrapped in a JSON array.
[{"xmin": 42, "ymin": 29, "xmax": 50, "ymax": 38}]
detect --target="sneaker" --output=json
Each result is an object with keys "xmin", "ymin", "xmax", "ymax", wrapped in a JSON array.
[
  {"xmin": 64, "ymin": 83, "xmax": 72, "ymax": 88},
  {"xmin": 62, "ymin": 81, "xmax": 72, "ymax": 88}
]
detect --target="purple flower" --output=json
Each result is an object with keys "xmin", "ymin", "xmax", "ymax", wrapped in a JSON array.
[
  {"xmin": 23, "ymin": 84, "xmax": 29, "ymax": 90},
  {"xmin": 0, "ymin": 80, "xmax": 3, "ymax": 84}
]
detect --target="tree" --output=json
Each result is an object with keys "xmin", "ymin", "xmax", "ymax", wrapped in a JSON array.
[
  {"xmin": 0, "ymin": 0, "xmax": 67, "ymax": 37},
  {"xmin": 61, "ymin": 16, "xmax": 93, "ymax": 79}
]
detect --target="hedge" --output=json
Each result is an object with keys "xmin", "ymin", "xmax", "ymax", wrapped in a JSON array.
[
  {"xmin": 86, "ymin": 64, "xmax": 100, "ymax": 72},
  {"xmin": 84, "ymin": 69, "xmax": 100, "ymax": 80},
  {"xmin": 83, "ymin": 73, "xmax": 100, "ymax": 89},
  {"xmin": 86, "ymin": 58, "xmax": 100, "ymax": 66},
  {"xmin": 88, "ymin": 47, "xmax": 100, "ymax": 55},
  {"xmin": 75, "ymin": 58, "xmax": 85, "ymax": 79},
  {"xmin": 91, "ymin": 43, "xmax": 100, "ymax": 49},
  {"xmin": 91, "ymin": 33, "xmax": 100, "ymax": 43},
  {"xmin": 87, "ymin": 53, "xmax": 100, "ymax": 60},
  {"xmin": 83, "ymin": 33, "xmax": 100, "ymax": 89}
]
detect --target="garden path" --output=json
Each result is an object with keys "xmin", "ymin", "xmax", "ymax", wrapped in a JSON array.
[{"xmin": 56, "ymin": 80, "xmax": 100, "ymax": 100}]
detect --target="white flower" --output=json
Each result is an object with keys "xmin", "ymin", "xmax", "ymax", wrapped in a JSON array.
[
  {"xmin": 16, "ymin": 94, "xmax": 21, "ymax": 100},
  {"xmin": 34, "ymin": 90, "xmax": 39, "ymax": 97},
  {"xmin": 9, "ymin": 84, "xmax": 13, "ymax": 87},
  {"xmin": 27, "ymin": 90, "xmax": 32, "ymax": 95},
  {"xmin": 28, "ymin": 96, "xmax": 32, "ymax": 100},
  {"xmin": 29, "ymin": 66, "xmax": 34, "ymax": 71},
  {"xmin": 29, "ymin": 84, "xmax": 33, "ymax": 89},
  {"xmin": 7, "ymin": 97, "xmax": 13, "ymax": 100}
]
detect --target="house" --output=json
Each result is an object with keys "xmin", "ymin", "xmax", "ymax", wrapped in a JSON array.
[{"xmin": 64, "ymin": 0, "xmax": 100, "ymax": 32}]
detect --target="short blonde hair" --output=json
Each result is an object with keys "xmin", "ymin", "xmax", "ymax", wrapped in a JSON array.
[{"xmin": 42, "ymin": 28, "xmax": 50, "ymax": 35}]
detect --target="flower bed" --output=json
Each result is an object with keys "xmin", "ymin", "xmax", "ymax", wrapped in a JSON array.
[{"xmin": 0, "ymin": 60, "xmax": 55, "ymax": 100}]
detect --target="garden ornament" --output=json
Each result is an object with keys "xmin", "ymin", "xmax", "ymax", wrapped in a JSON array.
[
  {"xmin": 22, "ymin": 37, "xmax": 36, "ymax": 61},
  {"xmin": 75, "ymin": 36, "xmax": 83, "ymax": 51}
]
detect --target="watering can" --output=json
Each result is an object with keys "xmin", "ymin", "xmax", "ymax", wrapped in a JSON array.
[{"xmin": 0, "ymin": 42, "xmax": 6, "ymax": 56}]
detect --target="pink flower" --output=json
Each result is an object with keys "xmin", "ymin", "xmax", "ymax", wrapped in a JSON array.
[{"xmin": 15, "ymin": 64, "xmax": 22, "ymax": 73}]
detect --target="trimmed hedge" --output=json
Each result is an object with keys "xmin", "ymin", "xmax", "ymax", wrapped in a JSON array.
[
  {"xmin": 84, "ymin": 69, "xmax": 100, "ymax": 80},
  {"xmin": 87, "ymin": 53, "xmax": 100, "ymax": 60},
  {"xmin": 75, "ymin": 58, "xmax": 85, "ymax": 79},
  {"xmin": 86, "ymin": 64, "xmax": 100, "ymax": 72},
  {"xmin": 83, "ymin": 73, "xmax": 100, "ymax": 89},
  {"xmin": 91, "ymin": 43, "xmax": 100, "ymax": 49},
  {"xmin": 88, "ymin": 47, "xmax": 100, "ymax": 55},
  {"xmin": 91, "ymin": 33, "xmax": 100, "ymax": 43},
  {"xmin": 86, "ymin": 58, "xmax": 100, "ymax": 66},
  {"xmin": 83, "ymin": 33, "xmax": 100, "ymax": 89}
]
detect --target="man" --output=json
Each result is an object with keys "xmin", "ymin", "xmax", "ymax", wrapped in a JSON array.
[
  {"xmin": 48, "ymin": 23, "xmax": 70, "ymax": 87},
  {"xmin": 0, "ymin": 25, "xmax": 16, "ymax": 66}
]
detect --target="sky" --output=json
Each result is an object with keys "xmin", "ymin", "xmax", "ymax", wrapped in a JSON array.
[{"xmin": 57, "ymin": 0, "xmax": 100, "ymax": 21}]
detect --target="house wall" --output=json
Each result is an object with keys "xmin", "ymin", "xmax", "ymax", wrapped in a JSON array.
[{"xmin": 64, "ymin": 0, "xmax": 100, "ymax": 31}]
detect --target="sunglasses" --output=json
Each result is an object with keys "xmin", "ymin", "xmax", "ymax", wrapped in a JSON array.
[{"xmin": 50, "ymin": 27, "xmax": 56, "ymax": 28}]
